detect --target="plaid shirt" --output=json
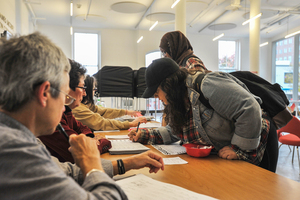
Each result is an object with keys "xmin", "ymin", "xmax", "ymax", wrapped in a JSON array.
[
  {"xmin": 183, "ymin": 56, "xmax": 207, "ymax": 72},
  {"xmin": 138, "ymin": 108, "xmax": 270, "ymax": 165}
]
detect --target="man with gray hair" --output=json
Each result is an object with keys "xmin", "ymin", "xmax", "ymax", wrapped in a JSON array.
[{"xmin": 0, "ymin": 32, "xmax": 127, "ymax": 199}]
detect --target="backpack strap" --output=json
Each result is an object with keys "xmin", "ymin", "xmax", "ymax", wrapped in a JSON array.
[{"xmin": 193, "ymin": 73, "xmax": 213, "ymax": 109}]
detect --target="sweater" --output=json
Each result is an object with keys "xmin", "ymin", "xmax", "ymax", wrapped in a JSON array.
[{"xmin": 72, "ymin": 103, "xmax": 130, "ymax": 131}]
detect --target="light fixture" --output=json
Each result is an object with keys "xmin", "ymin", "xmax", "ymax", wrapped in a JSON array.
[
  {"xmin": 242, "ymin": 13, "xmax": 262, "ymax": 26},
  {"xmin": 70, "ymin": 1, "xmax": 73, "ymax": 16},
  {"xmin": 149, "ymin": 21, "xmax": 158, "ymax": 31},
  {"xmin": 213, "ymin": 33, "xmax": 224, "ymax": 41},
  {"xmin": 260, "ymin": 42, "xmax": 268, "ymax": 47},
  {"xmin": 137, "ymin": 36, "xmax": 143, "ymax": 43},
  {"xmin": 285, "ymin": 30, "xmax": 300, "ymax": 39},
  {"xmin": 171, "ymin": 0, "xmax": 180, "ymax": 9},
  {"xmin": 70, "ymin": 27, "xmax": 73, "ymax": 35}
]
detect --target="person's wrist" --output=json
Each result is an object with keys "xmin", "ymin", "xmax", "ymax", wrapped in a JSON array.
[
  {"xmin": 117, "ymin": 159, "xmax": 126, "ymax": 175},
  {"xmin": 86, "ymin": 168, "xmax": 104, "ymax": 177}
]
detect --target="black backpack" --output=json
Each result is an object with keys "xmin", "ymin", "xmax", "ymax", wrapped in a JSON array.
[{"xmin": 194, "ymin": 71, "xmax": 293, "ymax": 129}]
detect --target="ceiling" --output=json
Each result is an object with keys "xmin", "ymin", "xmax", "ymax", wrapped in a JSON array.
[{"xmin": 26, "ymin": 0, "xmax": 300, "ymax": 39}]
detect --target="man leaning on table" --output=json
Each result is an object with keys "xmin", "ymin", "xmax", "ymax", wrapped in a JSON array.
[{"xmin": 0, "ymin": 32, "xmax": 164, "ymax": 200}]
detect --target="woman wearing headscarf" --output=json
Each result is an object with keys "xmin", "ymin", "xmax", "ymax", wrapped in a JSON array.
[{"xmin": 159, "ymin": 30, "xmax": 207, "ymax": 72}]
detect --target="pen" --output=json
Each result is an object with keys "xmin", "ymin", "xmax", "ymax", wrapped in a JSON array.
[
  {"xmin": 56, "ymin": 123, "xmax": 69, "ymax": 141},
  {"xmin": 136, "ymin": 122, "xmax": 140, "ymax": 133}
]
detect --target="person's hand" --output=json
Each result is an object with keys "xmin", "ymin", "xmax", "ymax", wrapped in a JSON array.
[
  {"xmin": 128, "ymin": 129, "xmax": 142, "ymax": 142},
  {"xmin": 68, "ymin": 134, "xmax": 103, "ymax": 177},
  {"xmin": 123, "ymin": 151, "xmax": 164, "ymax": 173},
  {"xmin": 128, "ymin": 116, "xmax": 147, "ymax": 127},
  {"xmin": 218, "ymin": 146, "xmax": 238, "ymax": 160},
  {"xmin": 126, "ymin": 110, "xmax": 142, "ymax": 117}
]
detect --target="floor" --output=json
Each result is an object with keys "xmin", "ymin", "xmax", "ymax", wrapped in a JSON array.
[{"xmin": 275, "ymin": 144, "xmax": 300, "ymax": 182}]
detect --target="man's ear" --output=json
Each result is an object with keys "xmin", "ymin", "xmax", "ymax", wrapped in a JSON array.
[{"xmin": 35, "ymin": 81, "xmax": 51, "ymax": 107}]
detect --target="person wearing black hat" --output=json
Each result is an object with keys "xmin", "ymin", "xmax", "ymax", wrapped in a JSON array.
[{"xmin": 128, "ymin": 57, "xmax": 278, "ymax": 172}]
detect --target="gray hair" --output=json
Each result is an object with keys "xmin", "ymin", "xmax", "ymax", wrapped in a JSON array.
[{"xmin": 0, "ymin": 32, "xmax": 70, "ymax": 111}]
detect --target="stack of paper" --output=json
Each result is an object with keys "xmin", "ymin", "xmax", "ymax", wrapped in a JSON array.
[
  {"xmin": 152, "ymin": 141, "xmax": 186, "ymax": 155},
  {"xmin": 109, "ymin": 139, "xmax": 150, "ymax": 155}
]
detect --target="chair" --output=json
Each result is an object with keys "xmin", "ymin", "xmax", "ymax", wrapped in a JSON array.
[{"xmin": 277, "ymin": 116, "xmax": 300, "ymax": 174}]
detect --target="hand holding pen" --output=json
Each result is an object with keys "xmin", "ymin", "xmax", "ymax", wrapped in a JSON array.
[{"xmin": 128, "ymin": 122, "xmax": 142, "ymax": 142}]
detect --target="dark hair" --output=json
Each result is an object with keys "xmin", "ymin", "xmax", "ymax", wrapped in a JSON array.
[
  {"xmin": 82, "ymin": 75, "xmax": 96, "ymax": 105},
  {"xmin": 161, "ymin": 68, "xmax": 190, "ymax": 133},
  {"xmin": 68, "ymin": 59, "xmax": 86, "ymax": 91}
]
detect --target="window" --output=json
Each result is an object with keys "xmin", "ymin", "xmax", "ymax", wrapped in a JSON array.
[
  {"xmin": 74, "ymin": 33, "xmax": 99, "ymax": 76},
  {"xmin": 284, "ymin": 40, "xmax": 287, "ymax": 44},
  {"xmin": 218, "ymin": 40, "xmax": 239, "ymax": 72},
  {"xmin": 279, "ymin": 49, "xmax": 282, "ymax": 54},
  {"xmin": 284, "ymin": 49, "xmax": 287, "ymax": 53},
  {"xmin": 273, "ymin": 35, "xmax": 299, "ymax": 106}
]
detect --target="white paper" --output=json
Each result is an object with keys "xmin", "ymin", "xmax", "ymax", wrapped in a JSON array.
[
  {"xmin": 105, "ymin": 135, "xmax": 129, "ymax": 139},
  {"xmin": 163, "ymin": 157, "xmax": 188, "ymax": 165},
  {"xmin": 137, "ymin": 122, "xmax": 161, "ymax": 129},
  {"xmin": 94, "ymin": 130, "xmax": 120, "ymax": 133},
  {"xmin": 109, "ymin": 139, "xmax": 150, "ymax": 154},
  {"xmin": 117, "ymin": 174, "xmax": 218, "ymax": 200},
  {"xmin": 152, "ymin": 141, "xmax": 186, "ymax": 155}
]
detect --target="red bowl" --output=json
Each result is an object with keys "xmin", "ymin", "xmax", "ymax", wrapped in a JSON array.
[{"xmin": 183, "ymin": 144, "xmax": 213, "ymax": 158}]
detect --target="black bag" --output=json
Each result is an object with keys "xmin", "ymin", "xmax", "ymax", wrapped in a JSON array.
[{"xmin": 194, "ymin": 71, "xmax": 293, "ymax": 129}]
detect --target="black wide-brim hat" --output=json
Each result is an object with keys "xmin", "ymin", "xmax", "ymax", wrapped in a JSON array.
[{"xmin": 142, "ymin": 57, "xmax": 179, "ymax": 98}]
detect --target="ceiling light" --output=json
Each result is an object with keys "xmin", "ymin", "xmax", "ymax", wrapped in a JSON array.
[
  {"xmin": 285, "ymin": 30, "xmax": 300, "ymax": 39},
  {"xmin": 260, "ymin": 42, "xmax": 268, "ymax": 47},
  {"xmin": 70, "ymin": 27, "xmax": 73, "ymax": 35},
  {"xmin": 137, "ymin": 36, "xmax": 143, "ymax": 43},
  {"xmin": 149, "ymin": 21, "xmax": 158, "ymax": 31},
  {"xmin": 242, "ymin": 13, "xmax": 262, "ymax": 26},
  {"xmin": 171, "ymin": 0, "xmax": 180, "ymax": 9},
  {"xmin": 70, "ymin": 2, "xmax": 73, "ymax": 16},
  {"xmin": 212, "ymin": 33, "xmax": 224, "ymax": 41}
]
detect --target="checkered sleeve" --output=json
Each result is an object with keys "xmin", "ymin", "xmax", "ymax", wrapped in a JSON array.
[
  {"xmin": 137, "ymin": 129, "xmax": 164, "ymax": 145},
  {"xmin": 232, "ymin": 116, "xmax": 270, "ymax": 165}
]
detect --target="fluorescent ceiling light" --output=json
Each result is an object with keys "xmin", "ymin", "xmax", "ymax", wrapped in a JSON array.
[
  {"xmin": 149, "ymin": 21, "xmax": 158, "ymax": 31},
  {"xmin": 212, "ymin": 33, "xmax": 224, "ymax": 41},
  {"xmin": 70, "ymin": 27, "xmax": 73, "ymax": 35},
  {"xmin": 70, "ymin": 2, "xmax": 73, "ymax": 16},
  {"xmin": 137, "ymin": 36, "xmax": 143, "ymax": 43},
  {"xmin": 285, "ymin": 30, "xmax": 300, "ymax": 39},
  {"xmin": 260, "ymin": 42, "xmax": 268, "ymax": 47},
  {"xmin": 242, "ymin": 13, "xmax": 262, "ymax": 25},
  {"xmin": 171, "ymin": 0, "xmax": 180, "ymax": 9}
]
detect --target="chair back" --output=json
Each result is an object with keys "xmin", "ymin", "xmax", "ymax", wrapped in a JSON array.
[{"xmin": 277, "ymin": 116, "xmax": 300, "ymax": 138}]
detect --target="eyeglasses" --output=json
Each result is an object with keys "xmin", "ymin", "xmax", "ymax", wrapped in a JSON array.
[
  {"xmin": 161, "ymin": 51, "xmax": 167, "ymax": 57},
  {"xmin": 76, "ymin": 86, "xmax": 87, "ymax": 90},
  {"xmin": 93, "ymin": 87, "xmax": 98, "ymax": 91},
  {"xmin": 58, "ymin": 90, "xmax": 76, "ymax": 106}
]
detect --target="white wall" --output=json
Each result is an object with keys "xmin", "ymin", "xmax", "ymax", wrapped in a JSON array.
[
  {"xmin": 0, "ymin": 0, "xmax": 16, "ymax": 34},
  {"xmin": 37, "ymin": 24, "xmax": 72, "ymax": 58}
]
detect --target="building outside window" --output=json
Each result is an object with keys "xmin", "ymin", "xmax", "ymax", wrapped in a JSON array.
[{"xmin": 218, "ymin": 40, "xmax": 239, "ymax": 72}]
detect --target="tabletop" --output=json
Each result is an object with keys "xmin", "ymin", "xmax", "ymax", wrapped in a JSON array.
[{"xmin": 97, "ymin": 130, "xmax": 300, "ymax": 200}]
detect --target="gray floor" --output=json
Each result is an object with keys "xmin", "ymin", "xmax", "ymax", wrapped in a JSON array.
[{"xmin": 276, "ymin": 144, "xmax": 300, "ymax": 182}]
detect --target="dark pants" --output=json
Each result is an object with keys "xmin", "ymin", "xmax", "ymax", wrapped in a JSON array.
[{"xmin": 258, "ymin": 115, "xmax": 278, "ymax": 172}]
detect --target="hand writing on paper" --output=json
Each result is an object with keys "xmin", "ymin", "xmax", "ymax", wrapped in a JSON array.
[
  {"xmin": 123, "ymin": 151, "xmax": 165, "ymax": 173},
  {"xmin": 218, "ymin": 146, "xmax": 238, "ymax": 160},
  {"xmin": 128, "ymin": 129, "xmax": 142, "ymax": 142}
]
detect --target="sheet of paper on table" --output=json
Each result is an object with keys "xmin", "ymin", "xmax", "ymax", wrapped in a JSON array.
[
  {"xmin": 117, "ymin": 174, "xmax": 217, "ymax": 200},
  {"xmin": 105, "ymin": 135, "xmax": 129, "ymax": 140},
  {"xmin": 136, "ymin": 122, "xmax": 162, "ymax": 129},
  {"xmin": 163, "ymin": 157, "xmax": 188, "ymax": 165}
]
